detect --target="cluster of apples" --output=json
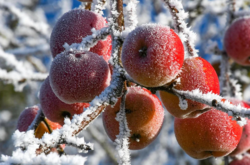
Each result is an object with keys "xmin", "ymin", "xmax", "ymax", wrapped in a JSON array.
[{"xmin": 15, "ymin": 7, "xmax": 250, "ymax": 161}]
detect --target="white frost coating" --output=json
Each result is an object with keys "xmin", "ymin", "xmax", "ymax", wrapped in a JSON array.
[
  {"xmin": 92, "ymin": 0, "xmax": 106, "ymax": 15},
  {"xmin": 162, "ymin": 0, "xmax": 198, "ymax": 58},
  {"xmin": 12, "ymin": 130, "xmax": 40, "ymax": 148},
  {"xmin": 0, "ymin": 48, "xmax": 48, "ymax": 91},
  {"xmin": 1, "ymin": 149, "xmax": 87, "ymax": 165},
  {"xmin": 177, "ymin": 95, "xmax": 188, "ymax": 110},
  {"xmin": 7, "ymin": 44, "xmax": 50, "ymax": 57},
  {"xmin": 0, "ymin": 0, "xmax": 49, "ymax": 36},
  {"xmin": 230, "ymin": 79, "xmax": 243, "ymax": 100},
  {"xmin": 173, "ymin": 88, "xmax": 250, "ymax": 118},
  {"xmin": 114, "ymin": 90, "xmax": 131, "ymax": 165},
  {"xmin": 234, "ymin": 69, "xmax": 250, "ymax": 84},
  {"xmin": 124, "ymin": 0, "xmax": 139, "ymax": 31},
  {"xmin": 63, "ymin": 27, "xmax": 110, "ymax": 52},
  {"xmin": 236, "ymin": 117, "xmax": 247, "ymax": 127}
]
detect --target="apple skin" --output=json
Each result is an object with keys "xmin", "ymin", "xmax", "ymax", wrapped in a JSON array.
[
  {"xmin": 102, "ymin": 86, "xmax": 164, "ymax": 150},
  {"xmin": 49, "ymin": 50, "xmax": 110, "ymax": 104},
  {"xmin": 40, "ymin": 76, "xmax": 90, "ymax": 125},
  {"xmin": 50, "ymin": 9, "xmax": 112, "ymax": 62},
  {"xmin": 16, "ymin": 105, "xmax": 40, "ymax": 132},
  {"xmin": 121, "ymin": 24, "xmax": 184, "ymax": 87},
  {"xmin": 224, "ymin": 17, "xmax": 250, "ymax": 66},
  {"xmin": 160, "ymin": 57, "xmax": 220, "ymax": 118},
  {"xmin": 174, "ymin": 108, "xmax": 243, "ymax": 160},
  {"xmin": 230, "ymin": 100, "xmax": 250, "ymax": 156},
  {"xmin": 229, "ymin": 156, "xmax": 250, "ymax": 165}
]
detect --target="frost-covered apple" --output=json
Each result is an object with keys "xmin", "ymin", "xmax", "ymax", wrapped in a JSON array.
[
  {"xmin": 50, "ymin": 9, "xmax": 112, "ymax": 62},
  {"xmin": 121, "ymin": 24, "xmax": 184, "ymax": 87},
  {"xmin": 229, "ymin": 100, "xmax": 250, "ymax": 156},
  {"xmin": 174, "ymin": 108, "xmax": 242, "ymax": 159},
  {"xmin": 224, "ymin": 17, "xmax": 250, "ymax": 66},
  {"xmin": 160, "ymin": 57, "xmax": 220, "ymax": 118},
  {"xmin": 40, "ymin": 77, "xmax": 90, "ymax": 125},
  {"xmin": 16, "ymin": 105, "xmax": 62, "ymax": 138},
  {"xmin": 50, "ymin": 50, "xmax": 110, "ymax": 104},
  {"xmin": 17, "ymin": 105, "xmax": 40, "ymax": 132},
  {"xmin": 229, "ymin": 156, "xmax": 250, "ymax": 165},
  {"xmin": 102, "ymin": 86, "xmax": 164, "ymax": 150}
]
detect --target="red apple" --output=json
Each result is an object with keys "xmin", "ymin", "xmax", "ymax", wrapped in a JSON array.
[
  {"xmin": 121, "ymin": 24, "xmax": 184, "ymax": 87},
  {"xmin": 40, "ymin": 76, "xmax": 89, "ymax": 125},
  {"xmin": 17, "ymin": 105, "xmax": 39, "ymax": 132},
  {"xmin": 50, "ymin": 9, "xmax": 112, "ymax": 62},
  {"xmin": 229, "ymin": 156, "xmax": 250, "ymax": 165},
  {"xmin": 230, "ymin": 100, "xmax": 250, "ymax": 156},
  {"xmin": 174, "ymin": 108, "xmax": 242, "ymax": 159},
  {"xmin": 102, "ymin": 86, "xmax": 164, "ymax": 150},
  {"xmin": 160, "ymin": 57, "xmax": 220, "ymax": 118},
  {"xmin": 224, "ymin": 17, "xmax": 250, "ymax": 66},
  {"xmin": 49, "ymin": 50, "xmax": 110, "ymax": 104}
]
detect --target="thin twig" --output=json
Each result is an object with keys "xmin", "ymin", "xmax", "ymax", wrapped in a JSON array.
[
  {"xmin": 162, "ymin": 0, "xmax": 198, "ymax": 58},
  {"xmin": 115, "ymin": 81, "xmax": 131, "ymax": 165}
]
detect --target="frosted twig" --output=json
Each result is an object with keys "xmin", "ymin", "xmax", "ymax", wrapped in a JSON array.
[
  {"xmin": 0, "ymin": 48, "xmax": 48, "ymax": 86},
  {"xmin": 115, "ymin": 83, "xmax": 131, "ymax": 165},
  {"xmin": 162, "ymin": 0, "xmax": 198, "ymax": 58},
  {"xmin": 124, "ymin": 0, "xmax": 138, "ymax": 30},
  {"xmin": 59, "ymin": 137, "xmax": 93, "ymax": 152},
  {"xmin": 92, "ymin": 0, "xmax": 106, "ymax": 15},
  {"xmin": 125, "ymin": 76, "xmax": 249, "ymax": 124},
  {"xmin": 228, "ymin": 0, "xmax": 236, "ymax": 24},
  {"xmin": 64, "ymin": 27, "xmax": 111, "ymax": 52},
  {"xmin": 0, "ymin": 0, "xmax": 49, "ymax": 38},
  {"xmin": 219, "ymin": 0, "xmax": 241, "ymax": 98},
  {"xmin": 171, "ymin": 88, "xmax": 249, "ymax": 124},
  {"xmin": 7, "ymin": 45, "xmax": 50, "ymax": 57},
  {"xmin": 0, "ymin": 69, "xmax": 48, "ymax": 83},
  {"xmin": 233, "ymin": 69, "xmax": 250, "ymax": 84}
]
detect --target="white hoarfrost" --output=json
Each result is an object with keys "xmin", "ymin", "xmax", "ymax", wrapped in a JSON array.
[
  {"xmin": 0, "ymin": 48, "xmax": 48, "ymax": 91},
  {"xmin": 114, "ymin": 90, "xmax": 131, "ymax": 165},
  {"xmin": 1, "ymin": 149, "xmax": 87, "ymax": 165},
  {"xmin": 0, "ymin": 0, "xmax": 49, "ymax": 36},
  {"xmin": 173, "ymin": 88, "xmax": 250, "ymax": 123},
  {"xmin": 63, "ymin": 27, "xmax": 111, "ymax": 52},
  {"xmin": 162, "ymin": 0, "xmax": 199, "ymax": 58}
]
